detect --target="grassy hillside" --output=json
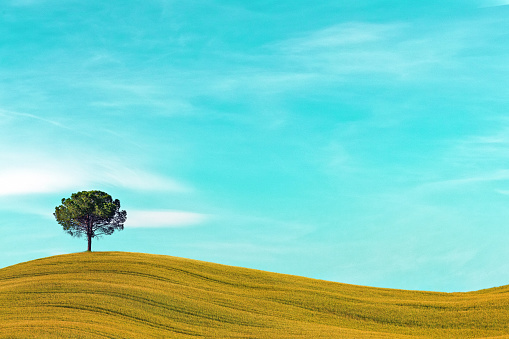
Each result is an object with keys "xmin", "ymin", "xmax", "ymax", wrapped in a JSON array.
[{"xmin": 0, "ymin": 252, "xmax": 508, "ymax": 338}]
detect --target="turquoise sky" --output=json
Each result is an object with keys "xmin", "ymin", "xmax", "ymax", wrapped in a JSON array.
[{"xmin": 2, "ymin": 0, "xmax": 509, "ymax": 292}]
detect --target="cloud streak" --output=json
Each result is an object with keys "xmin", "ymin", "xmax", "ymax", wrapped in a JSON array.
[
  {"xmin": 480, "ymin": 0, "xmax": 509, "ymax": 7},
  {"xmin": 0, "ymin": 109, "xmax": 68, "ymax": 129},
  {"xmin": 418, "ymin": 170, "xmax": 509, "ymax": 194},
  {"xmin": 271, "ymin": 22, "xmax": 436, "ymax": 77},
  {"xmin": 0, "ymin": 157, "xmax": 192, "ymax": 196},
  {"xmin": 268, "ymin": 18, "xmax": 502, "ymax": 84},
  {"xmin": 0, "ymin": 167, "xmax": 79, "ymax": 196},
  {"xmin": 126, "ymin": 210, "xmax": 208, "ymax": 228}
]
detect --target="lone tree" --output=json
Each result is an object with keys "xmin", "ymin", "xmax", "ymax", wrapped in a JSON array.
[{"xmin": 54, "ymin": 190, "xmax": 127, "ymax": 251}]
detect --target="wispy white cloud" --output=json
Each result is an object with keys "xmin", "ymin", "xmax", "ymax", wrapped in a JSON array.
[
  {"xmin": 0, "ymin": 107, "xmax": 193, "ymax": 197},
  {"xmin": 126, "ymin": 209, "xmax": 208, "ymax": 228},
  {"xmin": 452, "ymin": 125, "xmax": 509, "ymax": 164},
  {"xmin": 269, "ymin": 19, "xmax": 492, "ymax": 82},
  {"xmin": 480, "ymin": 0, "xmax": 509, "ymax": 7},
  {"xmin": 271, "ymin": 22, "xmax": 438, "ymax": 77},
  {"xmin": 0, "ymin": 156, "xmax": 192, "ymax": 196},
  {"xmin": 417, "ymin": 122, "xmax": 509, "ymax": 195},
  {"xmin": 95, "ymin": 162, "xmax": 192, "ymax": 193},
  {"xmin": 418, "ymin": 170, "xmax": 509, "ymax": 194},
  {"xmin": 277, "ymin": 22, "xmax": 402, "ymax": 51},
  {"xmin": 0, "ymin": 167, "xmax": 81, "ymax": 196},
  {"xmin": 0, "ymin": 109, "xmax": 68, "ymax": 129}
]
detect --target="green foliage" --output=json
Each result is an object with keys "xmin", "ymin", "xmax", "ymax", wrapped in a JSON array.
[
  {"xmin": 0, "ymin": 252, "xmax": 508, "ymax": 338},
  {"xmin": 54, "ymin": 191, "xmax": 126, "ymax": 251}
]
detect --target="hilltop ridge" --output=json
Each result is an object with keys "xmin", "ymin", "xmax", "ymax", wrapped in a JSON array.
[{"xmin": 0, "ymin": 252, "xmax": 508, "ymax": 338}]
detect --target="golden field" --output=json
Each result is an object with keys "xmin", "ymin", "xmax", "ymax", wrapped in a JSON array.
[{"xmin": 0, "ymin": 251, "xmax": 508, "ymax": 338}]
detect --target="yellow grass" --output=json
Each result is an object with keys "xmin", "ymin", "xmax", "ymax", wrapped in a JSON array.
[{"xmin": 0, "ymin": 252, "xmax": 508, "ymax": 338}]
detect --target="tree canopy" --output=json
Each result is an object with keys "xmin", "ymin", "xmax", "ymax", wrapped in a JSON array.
[{"xmin": 54, "ymin": 190, "xmax": 127, "ymax": 251}]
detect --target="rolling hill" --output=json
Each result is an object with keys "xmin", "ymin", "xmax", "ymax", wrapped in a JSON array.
[{"xmin": 0, "ymin": 252, "xmax": 508, "ymax": 338}]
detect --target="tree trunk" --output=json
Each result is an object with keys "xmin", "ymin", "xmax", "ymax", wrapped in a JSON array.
[{"xmin": 87, "ymin": 218, "xmax": 92, "ymax": 252}]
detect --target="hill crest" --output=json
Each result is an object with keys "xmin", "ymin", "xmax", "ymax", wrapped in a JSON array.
[{"xmin": 0, "ymin": 251, "xmax": 508, "ymax": 338}]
